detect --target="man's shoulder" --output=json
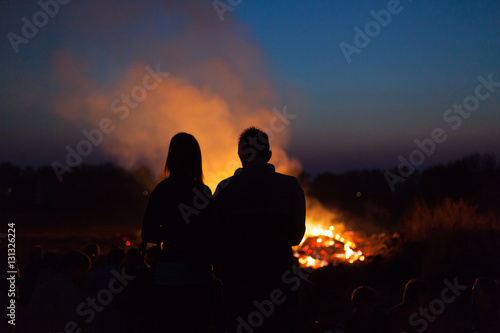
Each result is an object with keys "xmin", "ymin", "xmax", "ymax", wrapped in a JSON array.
[
  {"xmin": 213, "ymin": 176, "xmax": 233, "ymax": 196},
  {"xmin": 273, "ymin": 171, "xmax": 298, "ymax": 181},
  {"xmin": 271, "ymin": 171, "xmax": 302, "ymax": 188}
]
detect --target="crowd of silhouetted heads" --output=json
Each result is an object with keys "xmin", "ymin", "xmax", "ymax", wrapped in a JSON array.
[{"xmin": 2, "ymin": 242, "xmax": 498, "ymax": 332}]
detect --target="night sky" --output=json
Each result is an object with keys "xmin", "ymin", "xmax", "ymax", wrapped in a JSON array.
[{"xmin": 1, "ymin": 0, "xmax": 499, "ymax": 181}]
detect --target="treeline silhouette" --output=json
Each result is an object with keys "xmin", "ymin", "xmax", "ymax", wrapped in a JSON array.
[
  {"xmin": 302, "ymin": 153, "xmax": 500, "ymax": 231},
  {"xmin": 1, "ymin": 153, "xmax": 499, "ymax": 229}
]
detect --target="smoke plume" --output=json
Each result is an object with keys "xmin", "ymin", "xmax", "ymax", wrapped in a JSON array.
[{"xmin": 51, "ymin": 0, "xmax": 300, "ymax": 191}]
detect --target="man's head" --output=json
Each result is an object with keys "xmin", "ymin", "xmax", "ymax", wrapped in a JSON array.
[{"xmin": 238, "ymin": 127, "xmax": 272, "ymax": 167}]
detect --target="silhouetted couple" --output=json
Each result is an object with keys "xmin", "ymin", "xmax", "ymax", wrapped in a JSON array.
[{"xmin": 141, "ymin": 127, "xmax": 306, "ymax": 332}]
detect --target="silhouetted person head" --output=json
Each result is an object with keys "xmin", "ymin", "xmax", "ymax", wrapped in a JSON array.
[
  {"xmin": 473, "ymin": 277, "xmax": 497, "ymax": 310},
  {"xmin": 146, "ymin": 245, "xmax": 161, "ymax": 269},
  {"xmin": 107, "ymin": 247, "xmax": 126, "ymax": 269},
  {"xmin": 351, "ymin": 286, "xmax": 377, "ymax": 313},
  {"xmin": 238, "ymin": 126, "xmax": 272, "ymax": 167},
  {"xmin": 402, "ymin": 279, "xmax": 429, "ymax": 306},
  {"xmin": 164, "ymin": 132, "xmax": 203, "ymax": 183},
  {"xmin": 83, "ymin": 242, "xmax": 100, "ymax": 263},
  {"xmin": 348, "ymin": 286, "xmax": 389, "ymax": 332},
  {"xmin": 58, "ymin": 250, "xmax": 91, "ymax": 286}
]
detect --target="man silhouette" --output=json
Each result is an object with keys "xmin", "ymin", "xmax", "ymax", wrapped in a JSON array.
[{"xmin": 214, "ymin": 126, "xmax": 306, "ymax": 332}]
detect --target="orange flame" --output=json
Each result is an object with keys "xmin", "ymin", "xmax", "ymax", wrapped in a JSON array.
[{"xmin": 294, "ymin": 199, "xmax": 365, "ymax": 268}]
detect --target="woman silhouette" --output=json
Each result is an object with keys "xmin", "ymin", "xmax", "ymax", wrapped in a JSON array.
[{"xmin": 141, "ymin": 132, "xmax": 214, "ymax": 332}]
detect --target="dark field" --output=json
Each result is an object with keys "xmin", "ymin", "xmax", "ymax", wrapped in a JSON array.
[{"xmin": 8, "ymin": 221, "xmax": 500, "ymax": 332}]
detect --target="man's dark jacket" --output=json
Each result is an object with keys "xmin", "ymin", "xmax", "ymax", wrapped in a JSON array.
[{"xmin": 213, "ymin": 163, "xmax": 306, "ymax": 281}]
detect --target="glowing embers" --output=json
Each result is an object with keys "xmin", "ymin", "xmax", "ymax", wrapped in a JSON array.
[{"xmin": 294, "ymin": 225, "xmax": 364, "ymax": 268}]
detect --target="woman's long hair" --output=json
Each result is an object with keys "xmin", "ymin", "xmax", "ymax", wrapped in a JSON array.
[{"xmin": 164, "ymin": 132, "xmax": 204, "ymax": 183}]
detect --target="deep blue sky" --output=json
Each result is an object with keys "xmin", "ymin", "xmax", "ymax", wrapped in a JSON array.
[
  {"xmin": 1, "ymin": 0, "xmax": 499, "ymax": 176},
  {"xmin": 235, "ymin": 0, "xmax": 500, "ymax": 172}
]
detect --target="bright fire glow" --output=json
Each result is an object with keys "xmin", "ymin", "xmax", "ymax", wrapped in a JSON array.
[{"xmin": 293, "ymin": 219, "xmax": 364, "ymax": 269}]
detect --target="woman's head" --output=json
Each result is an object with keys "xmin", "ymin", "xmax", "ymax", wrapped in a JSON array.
[{"xmin": 164, "ymin": 132, "xmax": 203, "ymax": 183}]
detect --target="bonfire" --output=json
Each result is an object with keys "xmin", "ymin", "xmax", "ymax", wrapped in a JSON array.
[{"xmin": 293, "ymin": 222, "xmax": 365, "ymax": 269}]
